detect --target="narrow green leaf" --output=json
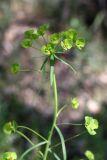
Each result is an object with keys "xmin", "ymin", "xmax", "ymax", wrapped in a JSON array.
[
  {"xmin": 55, "ymin": 126, "xmax": 67, "ymax": 160},
  {"xmin": 49, "ymin": 149, "xmax": 61, "ymax": 160},
  {"xmin": 54, "ymin": 55, "xmax": 76, "ymax": 73},
  {"xmin": 19, "ymin": 141, "xmax": 47, "ymax": 160},
  {"xmin": 40, "ymin": 57, "xmax": 48, "ymax": 71}
]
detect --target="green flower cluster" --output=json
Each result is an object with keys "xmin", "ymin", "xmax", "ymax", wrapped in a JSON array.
[
  {"xmin": 21, "ymin": 24, "xmax": 85, "ymax": 54},
  {"xmin": 21, "ymin": 24, "xmax": 49, "ymax": 48},
  {"xmin": 42, "ymin": 28, "xmax": 85, "ymax": 55}
]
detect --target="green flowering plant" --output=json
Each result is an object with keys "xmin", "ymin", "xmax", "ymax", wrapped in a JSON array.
[{"xmin": 2, "ymin": 24, "xmax": 99, "ymax": 160}]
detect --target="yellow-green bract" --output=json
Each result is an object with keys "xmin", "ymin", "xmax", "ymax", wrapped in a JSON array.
[
  {"xmin": 76, "ymin": 38, "xmax": 85, "ymax": 50},
  {"xmin": 61, "ymin": 39, "xmax": 73, "ymax": 50},
  {"xmin": 85, "ymin": 116, "xmax": 99, "ymax": 135},
  {"xmin": 3, "ymin": 121, "xmax": 17, "ymax": 135},
  {"xmin": 85, "ymin": 150, "xmax": 95, "ymax": 160},
  {"xmin": 2, "ymin": 152, "xmax": 17, "ymax": 160},
  {"xmin": 41, "ymin": 43, "xmax": 56, "ymax": 55}
]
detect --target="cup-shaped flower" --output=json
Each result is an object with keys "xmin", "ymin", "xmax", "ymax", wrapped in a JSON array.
[
  {"xmin": 3, "ymin": 121, "xmax": 17, "ymax": 135},
  {"xmin": 37, "ymin": 24, "xmax": 49, "ymax": 36},
  {"xmin": 85, "ymin": 150, "xmax": 95, "ymax": 160},
  {"xmin": 50, "ymin": 33, "xmax": 60, "ymax": 44},
  {"xmin": 71, "ymin": 97, "xmax": 79, "ymax": 109},
  {"xmin": 2, "ymin": 152, "xmax": 17, "ymax": 160},
  {"xmin": 10, "ymin": 63, "xmax": 20, "ymax": 74},
  {"xmin": 41, "ymin": 43, "xmax": 56, "ymax": 55},
  {"xmin": 85, "ymin": 116, "xmax": 99, "ymax": 135},
  {"xmin": 61, "ymin": 39, "xmax": 73, "ymax": 51},
  {"xmin": 24, "ymin": 29, "xmax": 38, "ymax": 40},
  {"xmin": 76, "ymin": 38, "xmax": 85, "ymax": 50}
]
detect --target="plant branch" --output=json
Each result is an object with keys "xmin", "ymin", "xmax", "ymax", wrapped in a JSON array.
[
  {"xmin": 17, "ymin": 126, "xmax": 47, "ymax": 142},
  {"xmin": 43, "ymin": 73, "xmax": 58, "ymax": 160}
]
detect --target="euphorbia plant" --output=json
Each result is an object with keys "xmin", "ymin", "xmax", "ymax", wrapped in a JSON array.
[{"xmin": 2, "ymin": 24, "xmax": 99, "ymax": 160}]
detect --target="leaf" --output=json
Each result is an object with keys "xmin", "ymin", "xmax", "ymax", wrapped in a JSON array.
[
  {"xmin": 2, "ymin": 152, "xmax": 17, "ymax": 160},
  {"xmin": 19, "ymin": 141, "xmax": 46, "ymax": 160},
  {"xmin": 85, "ymin": 116, "xmax": 99, "ymax": 135},
  {"xmin": 21, "ymin": 39, "xmax": 32, "ymax": 48},
  {"xmin": 71, "ymin": 97, "xmax": 79, "ymax": 109},
  {"xmin": 54, "ymin": 55, "xmax": 76, "ymax": 73},
  {"xmin": 76, "ymin": 38, "xmax": 85, "ymax": 50},
  {"xmin": 11, "ymin": 63, "xmax": 20, "ymax": 74},
  {"xmin": 40, "ymin": 57, "xmax": 48, "ymax": 71},
  {"xmin": 3, "ymin": 121, "xmax": 17, "ymax": 135},
  {"xmin": 85, "ymin": 150, "xmax": 95, "ymax": 160},
  {"xmin": 55, "ymin": 126, "xmax": 67, "ymax": 160}
]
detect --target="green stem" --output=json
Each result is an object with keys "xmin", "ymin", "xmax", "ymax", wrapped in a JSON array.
[
  {"xmin": 16, "ymin": 130, "xmax": 44, "ymax": 159},
  {"xmin": 43, "ymin": 73, "xmax": 58, "ymax": 160},
  {"xmin": 16, "ymin": 130, "xmax": 34, "ymax": 146},
  {"xmin": 17, "ymin": 125, "xmax": 47, "ymax": 142},
  {"xmin": 51, "ymin": 131, "xmax": 86, "ymax": 149},
  {"xmin": 57, "ymin": 123, "xmax": 83, "ymax": 126},
  {"xmin": 57, "ymin": 105, "xmax": 68, "ymax": 117}
]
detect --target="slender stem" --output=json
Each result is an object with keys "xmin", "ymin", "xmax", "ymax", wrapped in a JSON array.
[
  {"xmin": 42, "ymin": 35, "xmax": 47, "ymax": 44},
  {"xmin": 32, "ymin": 46, "xmax": 41, "ymax": 51},
  {"xmin": 43, "ymin": 73, "xmax": 58, "ymax": 160},
  {"xmin": 17, "ymin": 130, "xmax": 44, "ymax": 159},
  {"xmin": 57, "ymin": 105, "xmax": 68, "ymax": 117},
  {"xmin": 16, "ymin": 130, "xmax": 34, "ymax": 146},
  {"xmin": 17, "ymin": 126, "xmax": 47, "ymax": 142},
  {"xmin": 20, "ymin": 69, "xmax": 41, "ymax": 73},
  {"xmin": 57, "ymin": 123, "xmax": 83, "ymax": 126},
  {"xmin": 51, "ymin": 131, "xmax": 86, "ymax": 149}
]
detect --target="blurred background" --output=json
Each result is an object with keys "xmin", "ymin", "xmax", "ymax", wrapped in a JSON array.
[{"xmin": 0, "ymin": 0, "xmax": 107, "ymax": 159}]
